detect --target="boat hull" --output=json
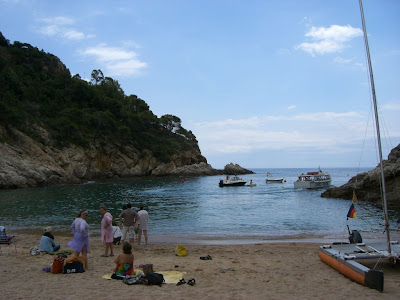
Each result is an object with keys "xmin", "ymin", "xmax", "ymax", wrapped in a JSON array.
[
  {"xmin": 294, "ymin": 180, "xmax": 331, "ymax": 189},
  {"xmin": 318, "ymin": 241, "xmax": 400, "ymax": 292},
  {"xmin": 266, "ymin": 179, "xmax": 283, "ymax": 183},
  {"xmin": 219, "ymin": 180, "xmax": 246, "ymax": 187}
]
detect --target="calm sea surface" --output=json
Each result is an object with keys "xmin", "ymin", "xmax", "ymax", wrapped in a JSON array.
[{"xmin": 1, "ymin": 168, "xmax": 399, "ymax": 242}]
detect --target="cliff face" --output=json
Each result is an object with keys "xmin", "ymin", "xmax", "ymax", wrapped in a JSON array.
[
  {"xmin": 0, "ymin": 125, "xmax": 255, "ymax": 188},
  {"xmin": 0, "ymin": 125, "xmax": 219, "ymax": 188},
  {"xmin": 321, "ymin": 144, "xmax": 400, "ymax": 206}
]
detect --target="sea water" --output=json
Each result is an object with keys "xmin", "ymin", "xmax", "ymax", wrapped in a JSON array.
[{"xmin": 0, "ymin": 168, "xmax": 398, "ymax": 241}]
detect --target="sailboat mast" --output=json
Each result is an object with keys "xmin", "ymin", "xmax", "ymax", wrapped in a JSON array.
[{"xmin": 358, "ymin": 0, "xmax": 391, "ymax": 252}]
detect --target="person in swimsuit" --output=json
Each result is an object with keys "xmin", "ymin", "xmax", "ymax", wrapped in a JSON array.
[{"xmin": 113, "ymin": 242, "xmax": 134, "ymax": 276}]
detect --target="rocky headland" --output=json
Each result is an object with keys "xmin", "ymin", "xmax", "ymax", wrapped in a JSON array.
[
  {"xmin": 0, "ymin": 125, "xmax": 253, "ymax": 189},
  {"xmin": 321, "ymin": 144, "xmax": 400, "ymax": 207}
]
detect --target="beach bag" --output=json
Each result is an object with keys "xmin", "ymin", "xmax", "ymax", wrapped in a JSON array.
[
  {"xmin": 51, "ymin": 255, "xmax": 65, "ymax": 274},
  {"xmin": 144, "ymin": 272, "xmax": 164, "ymax": 286},
  {"xmin": 63, "ymin": 260, "xmax": 85, "ymax": 274},
  {"xmin": 140, "ymin": 264, "xmax": 154, "ymax": 275},
  {"xmin": 63, "ymin": 257, "xmax": 85, "ymax": 274},
  {"xmin": 175, "ymin": 244, "xmax": 187, "ymax": 257},
  {"xmin": 65, "ymin": 256, "xmax": 86, "ymax": 270}
]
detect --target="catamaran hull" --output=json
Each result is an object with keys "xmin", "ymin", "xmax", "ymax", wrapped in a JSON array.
[{"xmin": 318, "ymin": 249, "xmax": 383, "ymax": 292}]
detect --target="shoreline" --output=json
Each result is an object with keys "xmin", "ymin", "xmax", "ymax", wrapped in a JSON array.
[{"xmin": 11, "ymin": 228, "xmax": 399, "ymax": 246}]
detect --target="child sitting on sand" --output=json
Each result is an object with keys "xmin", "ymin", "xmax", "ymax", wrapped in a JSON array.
[{"xmin": 113, "ymin": 242, "xmax": 134, "ymax": 276}]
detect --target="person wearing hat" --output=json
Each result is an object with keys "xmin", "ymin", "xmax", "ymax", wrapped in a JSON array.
[{"xmin": 39, "ymin": 226, "xmax": 61, "ymax": 253}]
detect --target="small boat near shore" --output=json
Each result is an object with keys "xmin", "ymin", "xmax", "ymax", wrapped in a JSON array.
[
  {"xmin": 294, "ymin": 168, "xmax": 331, "ymax": 189},
  {"xmin": 219, "ymin": 176, "xmax": 247, "ymax": 187},
  {"xmin": 266, "ymin": 172, "xmax": 284, "ymax": 183}
]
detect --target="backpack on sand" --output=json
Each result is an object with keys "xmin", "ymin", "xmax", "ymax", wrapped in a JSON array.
[{"xmin": 144, "ymin": 272, "xmax": 164, "ymax": 286}]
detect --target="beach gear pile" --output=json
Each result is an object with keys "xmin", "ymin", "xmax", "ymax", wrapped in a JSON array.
[{"xmin": 41, "ymin": 251, "xmax": 84, "ymax": 274}]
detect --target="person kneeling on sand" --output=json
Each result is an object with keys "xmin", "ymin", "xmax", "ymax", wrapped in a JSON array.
[
  {"xmin": 112, "ymin": 220, "xmax": 123, "ymax": 245},
  {"xmin": 39, "ymin": 227, "xmax": 61, "ymax": 253},
  {"xmin": 113, "ymin": 242, "xmax": 134, "ymax": 277}
]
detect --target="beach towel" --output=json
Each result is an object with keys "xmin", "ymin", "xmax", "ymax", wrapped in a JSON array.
[
  {"xmin": 116, "ymin": 263, "xmax": 134, "ymax": 276},
  {"xmin": 157, "ymin": 271, "xmax": 186, "ymax": 284}
]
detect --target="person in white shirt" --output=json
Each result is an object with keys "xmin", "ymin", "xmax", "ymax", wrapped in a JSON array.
[
  {"xmin": 112, "ymin": 220, "xmax": 123, "ymax": 245},
  {"xmin": 137, "ymin": 204, "xmax": 149, "ymax": 247}
]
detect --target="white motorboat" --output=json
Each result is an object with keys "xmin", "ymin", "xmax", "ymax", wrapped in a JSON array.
[
  {"xmin": 219, "ymin": 175, "xmax": 247, "ymax": 187},
  {"xmin": 265, "ymin": 172, "xmax": 284, "ymax": 183},
  {"xmin": 294, "ymin": 168, "xmax": 331, "ymax": 189}
]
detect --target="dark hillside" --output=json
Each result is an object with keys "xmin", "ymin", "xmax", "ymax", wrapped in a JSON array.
[{"xmin": 0, "ymin": 32, "xmax": 199, "ymax": 163}]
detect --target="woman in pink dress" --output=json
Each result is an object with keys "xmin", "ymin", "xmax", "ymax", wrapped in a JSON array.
[{"xmin": 100, "ymin": 206, "xmax": 114, "ymax": 257}]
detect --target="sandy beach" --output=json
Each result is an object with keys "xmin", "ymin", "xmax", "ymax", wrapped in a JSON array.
[{"xmin": 0, "ymin": 233, "xmax": 399, "ymax": 300}]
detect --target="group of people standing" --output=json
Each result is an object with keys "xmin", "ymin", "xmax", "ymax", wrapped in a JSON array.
[
  {"xmin": 119, "ymin": 203, "xmax": 149, "ymax": 247},
  {"xmin": 61, "ymin": 203, "xmax": 148, "ymax": 270}
]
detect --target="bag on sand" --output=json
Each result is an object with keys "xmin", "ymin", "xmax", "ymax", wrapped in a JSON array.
[
  {"xmin": 51, "ymin": 255, "xmax": 65, "ymax": 274},
  {"xmin": 140, "ymin": 264, "xmax": 154, "ymax": 275},
  {"xmin": 175, "ymin": 244, "xmax": 187, "ymax": 257},
  {"xmin": 63, "ymin": 257, "xmax": 85, "ymax": 274},
  {"xmin": 63, "ymin": 260, "xmax": 85, "ymax": 274},
  {"xmin": 65, "ymin": 256, "xmax": 86, "ymax": 270},
  {"xmin": 144, "ymin": 272, "xmax": 164, "ymax": 286}
]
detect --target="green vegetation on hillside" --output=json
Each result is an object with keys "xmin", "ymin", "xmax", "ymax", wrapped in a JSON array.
[{"xmin": 0, "ymin": 32, "xmax": 199, "ymax": 162}]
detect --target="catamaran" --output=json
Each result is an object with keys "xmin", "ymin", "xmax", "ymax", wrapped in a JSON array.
[{"xmin": 318, "ymin": 0, "xmax": 399, "ymax": 292}]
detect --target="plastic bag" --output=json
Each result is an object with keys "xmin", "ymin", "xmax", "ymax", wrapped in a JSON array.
[{"xmin": 175, "ymin": 244, "xmax": 187, "ymax": 257}]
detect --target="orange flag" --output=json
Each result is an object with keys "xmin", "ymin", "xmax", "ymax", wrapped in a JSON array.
[{"xmin": 353, "ymin": 191, "xmax": 358, "ymax": 204}]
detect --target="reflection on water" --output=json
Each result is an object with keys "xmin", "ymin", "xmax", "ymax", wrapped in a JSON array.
[{"xmin": 0, "ymin": 168, "xmax": 398, "ymax": 240}]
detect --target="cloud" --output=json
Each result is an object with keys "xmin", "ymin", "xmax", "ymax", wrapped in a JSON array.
[
  {"xmin": 79, "ymin": 44, "xmax": 147, "ymax": 76},
  {"xmin": 380, "ymin": 101, "xmax": 400, "ymax": 112},
  {"xmin": 36, "ymin": 16, "xmax": 95, "ymax": 40},
  {"xmin": 288, "ymin": 105, "xmax": 296, "ymax": 110},
  {"xmin": 296, "ymin": 25, "xmax": 363, "ymax": 56},
  {"xmin": 192, "ymin": 111, "xmax": 368, "ymax": 154},
  {"xmin": 333, "ymin": 56, "xmax": 353, "ymax": 64}
]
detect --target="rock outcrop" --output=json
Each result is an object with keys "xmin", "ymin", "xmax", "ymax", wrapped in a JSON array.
[
  {"xmin": 321, "ymin": 144, "xmax": 400, "ymax": 206},
  {"xmin": 0, "ymin": 126, "xmax": 252, "ymax": 188},
  {"xmin": 223, "ymin": 163, "xmax": 254, "ymax": 175}
]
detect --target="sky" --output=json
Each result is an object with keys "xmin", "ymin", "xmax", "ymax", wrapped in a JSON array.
[{"xmin": 1, "ymin": 0, "xmax": 399, "ymax": 169}]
